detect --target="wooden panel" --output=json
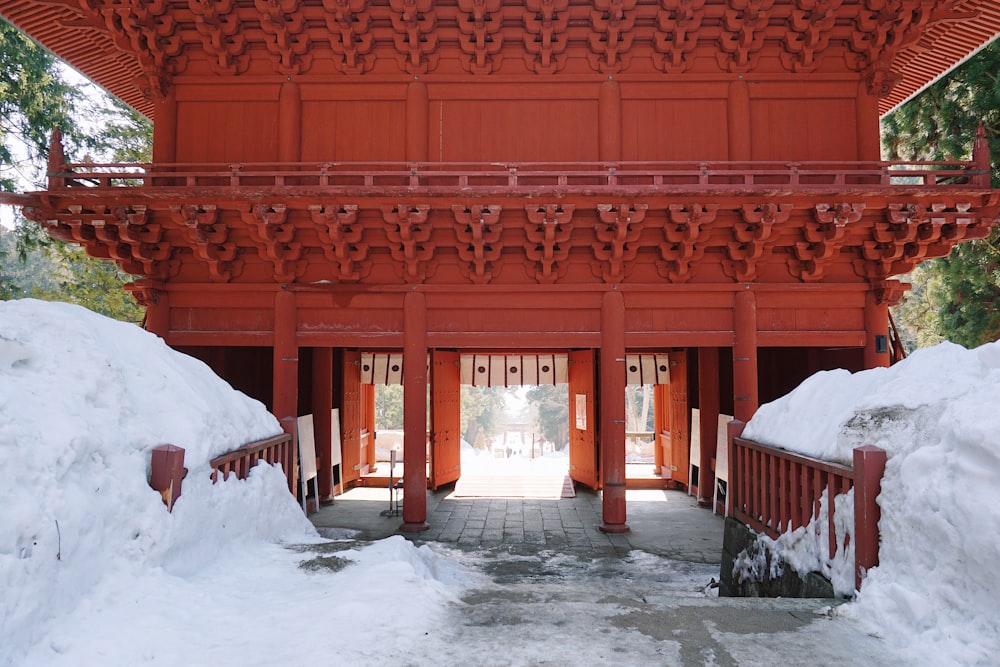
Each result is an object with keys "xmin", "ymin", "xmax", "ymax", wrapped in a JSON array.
[
  {"xmin": 621, "ymin": 99, "xmax": 729, "ymax": 161},
  {"xmin": 437, "ymin": 99, "xmax": 599, "ymax": 162},
  {"xmin": 668, "ymin": 350, "xmax": 690, "ymax": 486},
  {"xmin": 750, "ymin": 98, "xmax": 857, "ymax": 161},
  {"xmin": 340, "ymin": 349, "xmax": 363, "ymax": 485},
  {"xmin": 568, "ymin": 349, "xmax": 599, "ymax": 489},
  {"xmin": 175, "ymin": 101, "xmax": 279, "ymax": 162},
  {"xmin": 301, "ymin": 100, "xmax": 406, "ymax": 161},
  {"xmin": 430, "ymin": 350, "xmax": 461, "ymax": 489}
]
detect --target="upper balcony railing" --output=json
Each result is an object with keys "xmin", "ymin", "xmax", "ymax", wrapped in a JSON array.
[{"xmin": 46, "ymin": 158, "xmax": 992, "ymax": 193}]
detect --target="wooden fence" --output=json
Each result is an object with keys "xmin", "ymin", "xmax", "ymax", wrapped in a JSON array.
[{"xmin": 728, "ymin": 420, "xmax": 886, "ymax": 591}]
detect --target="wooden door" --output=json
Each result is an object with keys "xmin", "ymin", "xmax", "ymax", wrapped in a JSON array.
[
  {"xmin": 340, "ymin": 349, "xmax": 363, "ymax": 485},
  {"xmin": 568, "ymin": 349, "xmax": 599, "ymax": 489},
  {"xmin": 668, "ymin": 350, "xmax": 690, "ymax": 487},
  {"xmin": 430, "ymin": 349, "xmax": 461, "ymax": 490}
]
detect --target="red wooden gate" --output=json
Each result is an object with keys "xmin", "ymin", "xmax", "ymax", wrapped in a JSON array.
[
  {"xmin": 430, "ymin": 349, "xmax": 461, "ymax": 490},
  {"xmin": 340, "ymin": 349, "xmax": 363, "ymax": 485},
  {"xmin": 667, "ymin": 350, "xmax": 690, "ymax": 487},
  {"xmin": 568, "ymin": 349, "xmax": 599, "ymax": 489}
]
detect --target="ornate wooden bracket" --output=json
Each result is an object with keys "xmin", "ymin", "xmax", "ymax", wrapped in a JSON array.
[
  {"xmin": 124, "ymin": 279, "xmax": 166, "ymax": 308},
  {"xmin": 523, "ymin": 0, "xmax": 570, "ymax": 74},
  {"xmin": 188, "ymin": 0, "xmax": 249, "ymax": 74},
  {"xmin": 381, "ymin": 204, "xmax": 434, "ymax": 282},
  {"xmin": 255, "ymin": 0, "xmax": 313, "ymax": 75},
  {"xmin": 453, "ymin": 204, "xmax": 503, "ymax": 284},
  {"xmin": 873, "ymin": 279, "xmax": 910, "ymax": 307},
  {"xmin": 781, "ymin": 0, "xmax": 840, "ymax": 73},
  {"xmin": 591, "ymin": 203, "xmax": 646, "ymax": 282},
  {"xmin": 170, "ymin": 204, "xmax": 242, "ymax": 282},
  {"xmin": 587, "ymin": 0, "xmax": 636, "ymax": 73},
  {"xmin": 457, "ymin": 0, "xmax": 504, "ymax": 74},
  {"xmin": 524, "ymin": 204, "xmax": 575, "ymax": 283},
  {"xmin": 322, "ymin": 0, "xmax": 375, "ymax": 73},
  {"xmin": 657, "ymin": 203, "xmax": 718, "ymax": 283},
  {"xmin": 724, "ymin": 202, "xmax": 790, "ymax": 282},
  {"xmin": 790, "ymin": 202, "xmax": 863, "ymax": 282},
  {"xmin": 653, "ymin": 0, "xmax": 705, "ymax": 74},
  {"xmin": 241, "ymin": 203, "xmax": 305, "ymax": 282},
  {"xmin": 389, "ymin": 0, "xmax": 439, "ymax": 74},
  {"xmin": 717, "ymin": 0, "xmax": 772, "ymax": 73},
  {"xmin": 310, "ymin": 204, "xmax": 371, "ymax": 281}
]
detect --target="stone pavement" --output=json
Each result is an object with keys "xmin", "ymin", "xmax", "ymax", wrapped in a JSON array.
[{"xmin": 309, "ymin": 484, "xmax": 725, "ymax": 563}]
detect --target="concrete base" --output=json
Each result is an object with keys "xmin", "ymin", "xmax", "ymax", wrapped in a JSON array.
[{"xmin": 719, "ymin": 517, "xmax": 836, "ymax": 598}]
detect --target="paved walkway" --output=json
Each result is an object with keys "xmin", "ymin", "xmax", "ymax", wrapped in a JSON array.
[{"xmin": 309, "ymin": 484, "xmax": 725, "ymax": 563}]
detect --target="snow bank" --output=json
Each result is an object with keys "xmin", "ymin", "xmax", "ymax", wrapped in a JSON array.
[
  {"xmin": 1, "ymin": 300, "xmax": 469, "ymax": 665},
  {"xmin": 743, "ymin": 340, "xmax": 1000, "ymax": 666}
]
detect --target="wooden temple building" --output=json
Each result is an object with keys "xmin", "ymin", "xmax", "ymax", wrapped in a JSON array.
[{"xmin": 2, "ymin": 0, "xmax": 999, "ymax": 532}]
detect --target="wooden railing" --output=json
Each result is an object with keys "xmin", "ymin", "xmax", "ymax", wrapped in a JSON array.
[
  {"xmin": 47, "ymin": 158, "xmax": 992, "ymax": 192},
  {"xmin": 728, "ymin": 423, "xmax": 886, "ymax": 591},
  {"xmin": 209, "ymin": 433, "xmax": 296, "ymax": 494}
]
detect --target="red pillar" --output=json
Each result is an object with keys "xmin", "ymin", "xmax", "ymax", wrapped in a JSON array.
[
  {"xmin": 653, "ymin": 384, "xmax": 666, "ymax": 476},
  {"xmin": 145, "ymin": 290, "xmax": 170, "ymax": 339},
  {"xmin": 733, "ymin": 288, "xmax": 758, "ymax": 422},
  {"xmin": 698, "ymin": 347, "xmax": 720, "ymax": 507},
  {"xmin": 312, "ymin": 347, "xmax": 335, "ymax": 503},
  {"xmin": 406, "ymin": 81, "xmax": 429, "ymax": 162},
  {"xmin": 151, "ymin": 88, "xmax": 177, "ymax": 163},
  {"xmin": 855, "ymin": 80, "xmax": 881, "ymax": 162},
  {"xmin": 853, "ymin": 445, "xmax": 887, "ymax": 590},
  {"xmin": 149, "ymin": 444, "xmax": 185, "ymax": 511},
  {"xmin": 728, "ymin": 78, "xmax": 751, "ymax": 161},
  {"xmin": 278, "ymin": 81, "xmax": 302, "ymax": 163},
  {"xmin": 401, "ymin": 290, "xmax": 429, "ymax": 532},
  {"xmin": 864, "ymin": 290, "xmax": 890, "ymax": 369},
  {"xmin": 600, "ymin": 289, "xmax": 629, "ymax": 534},
  {"xmin": 599, "ymin": 79, "xmax": 622, "ymax": 162},
  {"xmin": 273, "ymin": 289, "xmax": 299, "ymax": 493}
]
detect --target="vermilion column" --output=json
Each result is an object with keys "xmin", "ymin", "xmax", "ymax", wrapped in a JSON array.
[
  {"xmin": 278, "ymin": 81, "xmax": 302, "ymax": 162},
  {"xmin": 599, "ymin": 79, "xmax": 622, "ymax": 162},
  {"xmin": 864, "ymin": 290, "xmax": 890, "ymax": 368},
  {"xmin": 733, "ymin": 288, "xmax": 759, "ymax": 422},
  {"xmin": 406, "ymin": 81, "xmax": 429, "ymax": 162},
  {"xmin": 599, "ymin": 289, "xmax": 629, "ymax": 534},
  {"xmin": 145, "ymin": 289, "xmax": 169, "ymax": 339},
  {"xmin": 273, "ymin": 289, "xmax": 299, "ymax": 438},
  {"xmin": 856, "ymin": 80, "xmax": 881, "ymax": 162},
  {"xmin": 401, "ymin": 290, "xmax": 429, "ymax": 531},
  {"xmin": 697, "ymin": 347, "xmax": 720, "ymax": 507},
  {"xmin": 152, "ymin": 89, "xmax": 177, "ymax": 163},
  {"xmin": 312, "ymin": 347, "xmax": 335, "ymax": 503},
  {"xmin": 728, "ymin": 78, "xmax": 751, "ymax": 161}
]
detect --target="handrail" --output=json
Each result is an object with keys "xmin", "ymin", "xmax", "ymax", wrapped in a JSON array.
[
  {"xmin": 209, "ymin": 432, "xmax": 296, "ymax": 494},
  {"xmin": 45, "ymin": 158, "xmax": 991, "ymax": 192},
  {"xmin": 729, "ymin": 431, "xmax": 886, "ymax": 591}
]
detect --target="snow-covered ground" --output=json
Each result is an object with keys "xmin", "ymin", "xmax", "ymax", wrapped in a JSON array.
[
  {"xmin": 2, "ymin": 298, "xmax": 998, "ymax": 665},
  {"xmin": 743, "ymin": 340, "xmax": 1000, "ymax": 666}
]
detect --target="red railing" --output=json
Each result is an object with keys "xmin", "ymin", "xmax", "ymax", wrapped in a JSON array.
[
  {"xmin": 47, "ymin": 158, "xmax": 991, "ymax": 192},
  {"xmin": 728, "ymin": 421, "xmax": 886, "ymax": 591},
  {"xmin": 209, "ymin": 433, "xmax": 296, "ymax": 494}
]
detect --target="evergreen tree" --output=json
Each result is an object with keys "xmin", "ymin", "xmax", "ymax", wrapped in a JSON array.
[{"xmin": 882, "ymin": 40, "xmax": 1000, "ymax": 347}]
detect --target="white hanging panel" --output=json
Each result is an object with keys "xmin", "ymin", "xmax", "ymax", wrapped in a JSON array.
[{"xmin": 489, "ymin": 355, "xmax": 507, "ymax": 387}]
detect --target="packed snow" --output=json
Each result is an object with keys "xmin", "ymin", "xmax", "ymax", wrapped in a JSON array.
[
  {"xmin": 3, "ymin": 298, "xmax": 999, "ymax": 666},
  {"xmin": 0, "ymin": 300, "xmax": 468, "ymax": 666},
  {"xmin": 743, "ymin": 340, "xmax": 1000, "ymax": 666}
]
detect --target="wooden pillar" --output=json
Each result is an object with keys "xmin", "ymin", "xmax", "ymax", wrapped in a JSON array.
[
  {"xmin": 668, "ymin": 350, "xmax": 689, "ymax": 486},
  {"xmin": 733, "ymin": 288, "xmax": 758, "ymax": 422},
  {"xmin": 273, "ymin": 289, "xmax": 299, "ymax": 450},
  {"xmin": 401, "ymin": 290, "xmax": 429, "ymax": 531},
  {"xmin": 406, "ymin": 81, "xmax": 429, "ymax": 162},
  {"xmin": 697, "ymin": 347, "xmax": 720, "ymax": 507},
  {"xmin": 855, "ymin": 80, "xmax": 881, "ymax": 162},
  {"xmin": 145, "ymin": 290, "xmax": 170, "ymax": 338},
  {"xmin": 864, "ymin": 290, "xmax": 890, "ymax": 369},
  {"xmin": 854, "ymin": 445, "xmax": 887, "ymax": 591},
  {"xmin": 312, "ymin": 347, "xmax": 335, "ymax": 502},
  {"xmin": 599, "ymin": 79, "xmax": 622, "ymax": 162},
  {"xmin": 149, "ymin": 444, "xmax": 185, "ymax": 511},
  {"xmin": 728, "ymin": 78, "xmax": 752, "ymax": 161},
  {"xmin": 278, "ymin": 81, "xmax": 302, "ymax": 163},
  {"xmin": 599, "ymin": 289, "xmax": 629, "ymax": 533},
  {"xmin": 152, "ymin": 89, "xmax": 177, "ymax": 163},
  {"xmin": 653, "ymin": 384, "xmax": 667, "ymax": 475}
]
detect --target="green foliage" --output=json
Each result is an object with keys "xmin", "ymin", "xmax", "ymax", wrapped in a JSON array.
[
  {"xmin": 460, "ymin": 385, "xmax": 508, "ymax": 445},
  {"xmin": 525, "ymin": 383, "xmax": 568, "ymax": 449},
  {"xmin": 375, "ymin": 385, "xmax": 404, "ymax": 430},
  {"xmin": 883, "ymin": 40, "xmax": 1000, "ymax": 347}
]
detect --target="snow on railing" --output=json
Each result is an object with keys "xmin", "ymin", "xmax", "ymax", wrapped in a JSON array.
[
  {"xmin": 148, "ymin": 433, "xmax": 296, "ymax": 512},
  {"xmin": 46, "ymin": 158, "xmax": 991, "ymax": 192},
  {"xmin": 727, "ymin": 420, "xmax": 886, "ymax": 591}
]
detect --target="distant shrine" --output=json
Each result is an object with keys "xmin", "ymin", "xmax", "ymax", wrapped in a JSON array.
[{"xmin": 2, "ymin": 0, "xmax": 998, "ymax": 531}]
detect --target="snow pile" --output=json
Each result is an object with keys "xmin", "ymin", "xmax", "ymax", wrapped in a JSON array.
[
  {"xmin": 743, "ymin": 340, "xmax": 1000, "ymax": 666},
  {"xmin": 0, "ymin": 300, "xmax": 465, "ymax": 665}
]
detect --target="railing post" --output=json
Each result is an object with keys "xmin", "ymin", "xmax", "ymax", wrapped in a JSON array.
[
  {"xmin": 150, "ymin": 444, "xmax": 186, "ymax": 511},
  {"xmin": 726, "ymin": 419, "xmax": 746, "ymax": 517},
  {"xmin": 47, "ymin": 128, "xmax": 66, "ymax": 189},
  {"xmin": 972, "ymin": 122, "xmax": 992, "ymax": 187},
  {"xmin": 853, "ymin": 444, "xmax": 887, "ymax": 591}
]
